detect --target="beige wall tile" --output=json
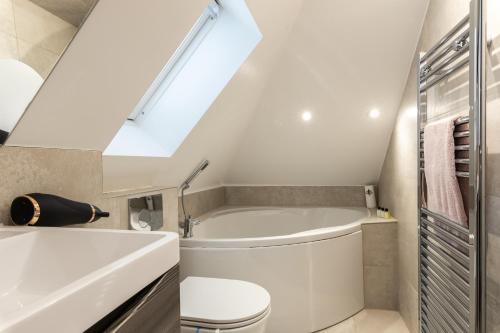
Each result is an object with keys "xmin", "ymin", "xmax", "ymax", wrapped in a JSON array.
[
  {"xmin": 398, "ymin": 281, "xmax": 418, "ymax": 333},
  {"xmin": 225, "ymin": 186, "xmax": 366, "ymax": 207},
  {"xmin": 362, "ymin": 223, "xmax": 398, "ymax": 267},
  {"xmin": 13, "ymin": 0, "xmax": 76, "ymax": 54},
  {"xmin": 363, "ymin": 265, "xmax": 398, "ymax": 310},
  {"xmin": 0, "ymin": 0, "xmax": 15, "ymax": 36},
  {"xmin": 17, "ymin": 38, "xmax": 59, "ymax": 78},
  {"xmin": 0, "ymin": 31, "xmax": 18, "ymax": 58},
  {"xmin": 362, "ymin": 223, "xmax": 398, "ymax": 310},
  {"xmin": 179, "ymin": 187, "xmax": 225, "ymax": 221},
  {"xmin": 0, "ymin": 146, "xmax": 115, "ymax": 226}
]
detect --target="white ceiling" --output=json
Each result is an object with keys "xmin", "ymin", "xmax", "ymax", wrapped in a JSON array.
[
  {"xmin": 7, "ymin": 0, "xmax": 429, "ymax": 192},
  {"xmin": 225, "ymin": 0, "xmax": 430, "ymax": 185}
]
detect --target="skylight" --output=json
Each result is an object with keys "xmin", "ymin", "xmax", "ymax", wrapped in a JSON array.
[{"xmin": 104, "ymin": 0, "xmax": 262, "ymax": 157}]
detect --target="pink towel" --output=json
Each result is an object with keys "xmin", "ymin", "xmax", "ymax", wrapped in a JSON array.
[{"xmin": 424, "ymin": 117, "xmax": 467, "ymax": 226}]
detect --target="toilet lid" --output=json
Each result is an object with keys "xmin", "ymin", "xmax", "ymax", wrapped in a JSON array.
[{"xmin": 180, "ymin": 277, "xmax": 271, "ymax": 327}]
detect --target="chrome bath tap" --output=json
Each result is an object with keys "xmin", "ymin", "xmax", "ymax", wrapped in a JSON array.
[{"xmin": 179, "ymin": 159, "xmax": 209, "ymax": 238}]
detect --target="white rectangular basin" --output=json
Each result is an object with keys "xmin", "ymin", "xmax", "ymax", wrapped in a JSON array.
[{"xmin": 0, "ymin": 226, "xmax": 179, "ymax": 332}]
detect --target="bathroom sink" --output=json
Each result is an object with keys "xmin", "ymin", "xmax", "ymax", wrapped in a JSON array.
[{"xmin": 0, "ymin": 226, "xmax": 179, "ymax": 332}]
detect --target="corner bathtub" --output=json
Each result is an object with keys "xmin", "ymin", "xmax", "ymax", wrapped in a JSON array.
[{"xmin": 179, "ymin": 207, "xmax": 366, "ymax": 333}]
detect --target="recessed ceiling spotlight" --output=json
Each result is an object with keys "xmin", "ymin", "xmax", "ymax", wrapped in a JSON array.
[
  {"xmin": 369, "ymin": 109, "xmax": 380, "ymax": 119},
  {"xmin": 302, "ymin": 111, "xmax": 312, "ymax": 122}
]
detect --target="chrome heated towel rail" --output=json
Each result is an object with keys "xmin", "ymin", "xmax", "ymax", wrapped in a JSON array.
[{"xmin": 417, "ymin": 1, "xmax": 486, "ymax": 332}]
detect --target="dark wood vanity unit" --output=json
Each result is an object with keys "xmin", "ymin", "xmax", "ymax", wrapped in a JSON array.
[{"xmin": 86, "ymin": 265, "xmax": 180, "ymax": 333}]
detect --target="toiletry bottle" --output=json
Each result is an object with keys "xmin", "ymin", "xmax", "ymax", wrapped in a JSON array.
[{"xmin": 384, "ymin": 208, "xmax": 390, "ymax": 219}]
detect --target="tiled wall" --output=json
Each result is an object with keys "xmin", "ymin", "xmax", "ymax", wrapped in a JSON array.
[
  {"xmin": 0, "ymin": 146, "xmax": 178, "ymax": 231},
  {"xmin": 378, "ymin": 1, "xmax": 470, "ymax": 332},
  {"xmin": 0, "ymin": 0, "xmax": 77, "ymax": 78},
  {"xmin": 178, "ymin": 185, "xmax": 367, "ymax": 222},
  {"xmin": 178, "ymin": 187, "xmax": 225, "ymax": 222},
  {"xmin": 485, "ymin": 8, "xmax": 500, "ymax": 331},
  {"xmin": 362, "ymin": 222, "xmax": 398, "ymax": 310},
  {"xmin": 224, "ymin": 186, "xmax": 366, "ymax": 207}
]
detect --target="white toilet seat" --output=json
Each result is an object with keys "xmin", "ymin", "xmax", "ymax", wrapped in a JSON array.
[
  {"xmin": 181, "ymin": 306, "xmax": 270, "ymax": 330},
  {"xmin": 180, "ymin": 276, "xmax": 271, "ymax": 331}
]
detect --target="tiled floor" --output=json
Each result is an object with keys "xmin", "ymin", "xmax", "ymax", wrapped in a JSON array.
[{"xmin": 318, "ymin": 309, "xmax": 409, "ymax": 333}]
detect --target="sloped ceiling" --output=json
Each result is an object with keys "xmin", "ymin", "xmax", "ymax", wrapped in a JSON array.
[
  {"xmin": 7, "ymin": 0, "xmax": 429, "ymax": 192},
  {"xmin": 225, "ymin": 0, "xmax": 430, "ymax": 186}
]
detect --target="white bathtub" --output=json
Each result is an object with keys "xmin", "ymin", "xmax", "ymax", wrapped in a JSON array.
[{"xmin": 180, "ymin": 207, "xmax": 367, "ymax": 333}]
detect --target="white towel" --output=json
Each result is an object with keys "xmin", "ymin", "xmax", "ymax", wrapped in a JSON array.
[{"xmin": 424, "ymin": 117, "xmax": 467, "ymax": 226}]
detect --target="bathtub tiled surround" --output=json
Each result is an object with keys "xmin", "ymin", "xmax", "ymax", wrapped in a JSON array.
[
  {"xmin": 178, "ymin": 187, "xmax": 225, "ymax": 222},
  {"xmin": 0, "ymin": 146, "xmax": 178, "ymax": 231},
  {"xmin": 362, "ymin": 222, "xmax": 398, "ymax": 310},
  {"xmin": 179, "ymin": 185, "xmax": 368, "ymax": 222},
  {"xmin": 225, "ymin": 186, "xmax": 367, "ymax": 207}
]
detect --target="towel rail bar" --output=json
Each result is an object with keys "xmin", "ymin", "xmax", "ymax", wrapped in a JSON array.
[
  {"xmin": 421, "ymin": 217, "xmax": 470, "ymax": 249},
  {"xmin": 421, "ymin": 233, "xmax": 470, "ymax": 268},
  {"xmin": 420, "ymin": 57, "xmax": 469, "ymax": 92},
  {"xmin": 455, "ymin": 144, "xmax": 470, "ymax": 150},
  {"xmin": 421, "ymin": 274, "xmax": 470, "ymax": 320},
  {"xmin": 421, "ymin": 255, "xmax": 470, "ymax": 295},
  {"xmin": 419, "ymin": 116, "xmax": 469, "ymax": 133},
  {"xmin": 421, "ymin": 208, "xmax": 469, "ymax": 239},
  {"xmin": 421, "ymin": 246, "xmax": 470, "ymax": 282},
  {"xmin": 422, "ymin": 304, "xmax": 447, "ymax": 333},
  {"xmin": 420, "ymin": 39, "xmax": 469, "ymax": 83},
  {"xmin": 424, "ymin": 287, "xmax": 470, "ymax": 332},
  {"xmin": 423, "ymin": 280, "xmax": 470, "ymax": 331},
  {"xmin": 422, "ymin": 293, "xmax": 465, "ymax": 333},
  {"xmin": 421, "ymin": 264, "xmax": 470, "ymax": 306},
  {"xmin": 453, "ymin": 130, "xmax": 470, "ymax": 138},
  {"xmin": 420, "ymin": 15, "xmax": 470, "ymax": 63}
]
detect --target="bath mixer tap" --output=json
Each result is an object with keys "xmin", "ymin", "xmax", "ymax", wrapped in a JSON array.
[
  {"xmin": 181, "ymin": 216, "xmax": 201, "ymax": 238},
  {"xmin": 179, "ymin": 159, "xmax": 209, "ymax": 238}
]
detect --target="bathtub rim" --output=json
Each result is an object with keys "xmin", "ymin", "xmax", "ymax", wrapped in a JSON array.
[{"xmin": 180, "ymin": 206, "xmax": 396, "ymax": 249}]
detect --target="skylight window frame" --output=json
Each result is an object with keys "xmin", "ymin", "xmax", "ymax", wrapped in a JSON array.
[{"xmin": 128, "ymin": 2, "xmax": 220, "ymax": 121}]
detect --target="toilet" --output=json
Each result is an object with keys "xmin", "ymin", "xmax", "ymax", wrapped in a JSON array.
[{"xmin": 180, "ymin": 277, "xmax": 271, "ymax": 333}]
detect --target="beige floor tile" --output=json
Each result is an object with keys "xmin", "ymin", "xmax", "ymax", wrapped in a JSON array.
[
  {"xmin": 354, "ymin": 309, "xmax": 409, "ymax": 333},
  {"xmin": 320, "ymin": 317, "xmax": 355, "ymax": 333},
  {"xmin": 318, "ymin": 310, "xmax": 408, "ymax": 333}
]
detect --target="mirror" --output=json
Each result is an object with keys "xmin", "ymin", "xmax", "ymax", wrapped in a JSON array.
[{"xmin": 0, "ymin": 0, "xmax": 98, "ymax": 144}]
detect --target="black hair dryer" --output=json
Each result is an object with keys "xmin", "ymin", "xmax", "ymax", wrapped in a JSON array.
[{"xmin": 10, "ymin": 193, "xmax": 110, "ymax": 227}]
